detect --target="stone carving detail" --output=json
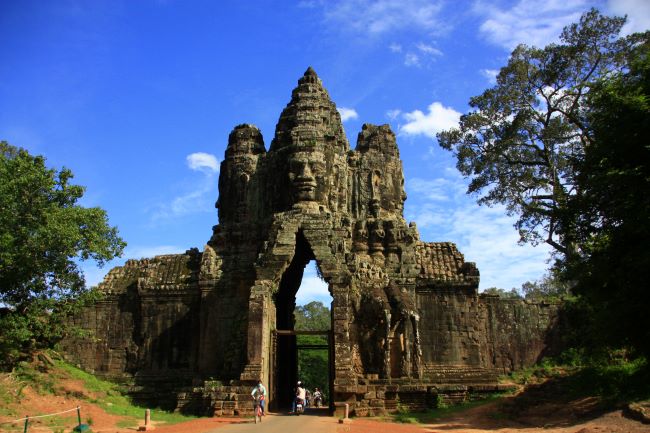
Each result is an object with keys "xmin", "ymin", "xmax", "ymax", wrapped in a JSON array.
[{"xmin": 63, "ymin": 68, "xmax": 560, "ymax": 416}]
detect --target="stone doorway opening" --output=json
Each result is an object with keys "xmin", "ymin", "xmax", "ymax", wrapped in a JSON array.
[{"xmin": 270, "ymin": 231, "xmax": 333, "ymax": 411}]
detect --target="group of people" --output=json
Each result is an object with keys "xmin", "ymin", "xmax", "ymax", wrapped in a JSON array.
[{"xmin": 250, "ymin": 379, "xmax": 326, "ymax": 415}]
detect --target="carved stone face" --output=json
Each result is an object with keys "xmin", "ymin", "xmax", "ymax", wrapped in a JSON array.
[{"xmin": 287, "ymin": 149, "xmax": 327, "ymax": 203}]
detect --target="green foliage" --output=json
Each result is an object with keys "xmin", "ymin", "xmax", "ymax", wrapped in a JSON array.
[
  {"xmin": 438, "ymin": 9, "xmax": 641, "ymax": 255},
  {"xmin": 390, "ymin": 396, "xmax": 501, "ymax": 424},
  {"xmin": 0, "ymin": 142, "xmax": 125, "ymax": 368},
  {"xmin": 53, "ymin": 359, "xmax": 197, "ymax": 424},
  {"xmin": 482, "ymin": 273, "xmax": 571, "ymax": 301},
  {"xmin": 294, "ymin": 301, "xmax": 330, "ymax": 398},
  {"xmin": 559, "ymin": 39, "xmax": 650, "ymax": 358},
  {"xmin": 505, "ymin": 352, "xmax": 650, "ymax": 403},
  {"xmin": 294, "ymin": 301, "xmax": 330, "ymax": 331},
  {"xmin": 393, "ymin": 403, "xmax": 418, "ymax": 423},
  {"xmin": 481, "ymin": 287, "xmax": 522, "ymax": 299},
  {"xmin": 564, "ymin": 357, "xmax": 650, "ymax": 403},
  {"xmin": 13, "ymin": 361, "xmax": 58, "ymax": 394},
  {"xmin": 520, "ymin": 270, "xmax": 571, "ymax": 301},
  {"xmin": 438, "ymin": 7, "xmax": 650, "ymax": 360},
  {"xmin": 0, "ymin": 356, "xmax": 197, "ymax": 430},
  {"xmin": 503, "ymin": 359, "xmax": 565, "ymax": 385},
  {"xmin": 296, "ymin": 334, "xmax": 328, "ymax": 397}
]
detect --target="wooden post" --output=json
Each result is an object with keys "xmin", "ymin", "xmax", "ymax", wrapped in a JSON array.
[
  {"xmin": 138, "ymin": 409, "xmax": 154, "ymax": 431},
  {"xmin": 336, "ymin": 403, "xmax": 351, "ymax": 424}
]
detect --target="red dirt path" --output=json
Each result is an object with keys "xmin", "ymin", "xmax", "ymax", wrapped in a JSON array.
[{"xmin": 1, "ymin": 376, "xmax": 648, "ymax": 433}]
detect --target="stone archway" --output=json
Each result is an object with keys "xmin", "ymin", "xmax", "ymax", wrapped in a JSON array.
[
  {"xmin": 273, "ymin": 230, "xmax": 319, "ymax": 409},
  {"xmin": 64, "ymin": 68, "xmax": 561, "ymax": 417},
  {"xmin": 240, "ymin": 212, "xmax": 351, "ymax": 411}
]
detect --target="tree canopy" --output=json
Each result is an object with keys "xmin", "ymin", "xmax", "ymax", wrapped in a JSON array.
[
  {"xmin": 294, "ymin": 301, "xmax": 331, "ymax": 331},
  {"xmin": 0, "ymin": 141, "xmax": 125, "ymax": 366},
  {"xmin": 440, "ymin": 9, "xmax": 650, "ymax": 359},
  {"xmin": 438, "ymin": 9, "xmax": 643, "ymax": 256},
  {"xmin": 294, "ymin": 301, "xmax": 330, "ymax": 398},
  {"xmin": 561, "ymin": 39, "xmax": 650, "ymax": 357}
]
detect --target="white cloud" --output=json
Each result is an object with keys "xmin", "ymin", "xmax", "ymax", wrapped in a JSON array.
[
  {"xmin": 416, "ymin": 42, "xmax": 443, "ymax": 56},
  {"xmin": 324, "ymin": 0, "xmax": 446, "ymax": 35},
  {"xmin": 480, "ymin": 68, "xmax": 499, "ymax": 84},
  {"xmin": 408, "ymin": 177, "xmax": 465, "ymax": 201},
  {"xmin": 165, "ymin": 186, "xmax": 212, "ymax": 218},
  {"xmin": 386, "ymin": 109, "xmax": 402, "ymax": 120},
  {"xmin": 475, "ymin": 0, "xmax": 589, "ymax": 50},
  {"xmin": 296, "ymin": 261, "xmax": 332, "ymax": 306},
  {"xmin": 400, "ymin": 102, "xmax": 461, "ymax": 138},
  {"xmin": 404, "ymin": 52, "xmax": 420, "ymax": 67},
  {"xmin": 389, "ymin": 42, "xmax": 403, "ymax": 52},
  {"xmin": 82, "ymin": 265, "xmax": 111, "ymax": 288},
  {"xmin": 186, "ymin": 152, "xmax": 219, "ymax": 173},
  {"xmin": 405, "ymin": 172, "xmax": 551, "ymax": 290},
  {"xmin": 150, "ymin": 153, "xmax": 219, "ymax": 223},
  {"xmin": 337, "ymin": 106, "xmax": 359, "ymax": 122},
  {"xmin": 608, "ymin": 0, "xmax": 650, "ymax": 34}
]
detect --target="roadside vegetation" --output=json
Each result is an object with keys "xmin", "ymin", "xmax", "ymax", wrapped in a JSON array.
[
  {"xmin": 0, "ymin": 351, "xmax": 197, "ymax": 432},
  {"xmin": 391, "ymin": 395, "xmax": 504, "ymax": 424},
  {"xmin": 388, "ymin": 351, "xmax": 649, "ymax": 426},
  {"xmin": 295, "ymin": 301, "xmax": 330, "ymax": 399}
]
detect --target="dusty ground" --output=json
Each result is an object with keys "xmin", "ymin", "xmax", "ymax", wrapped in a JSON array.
[{"xmin": 1, "ymin": 376, "xmax": 648, "ymax": 433}]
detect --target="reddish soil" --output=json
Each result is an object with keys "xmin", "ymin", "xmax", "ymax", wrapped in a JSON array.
[{"xmin": 1, "ymin": 374, "xmax": 648, "ymax": 433}]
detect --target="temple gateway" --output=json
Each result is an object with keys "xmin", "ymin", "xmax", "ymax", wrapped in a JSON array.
[{"xmin": 65, "ymin": 68, "xmax": 558, "ymax": 416}]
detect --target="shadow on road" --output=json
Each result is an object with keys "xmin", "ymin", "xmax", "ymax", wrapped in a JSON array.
[{"xmin": 274, "ymin": 407, "xmax": 332, "ymax": 417}]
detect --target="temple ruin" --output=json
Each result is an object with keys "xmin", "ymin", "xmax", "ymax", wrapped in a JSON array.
[{"xmin": 64, "ymin": 68, "xmax": 558, "ymax": 416}]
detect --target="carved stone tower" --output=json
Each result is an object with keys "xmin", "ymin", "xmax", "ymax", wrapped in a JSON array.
[{"xmin": 64, "ymin": 68, "xmax": 559, "ymax": 416}]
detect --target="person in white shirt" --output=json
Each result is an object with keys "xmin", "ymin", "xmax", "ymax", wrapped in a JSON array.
[
  {"xmin": 251, "ymin": 379, "xmax": 267, "ymax": 415},
  {"xmin": 291, "ymin": 381, "xmax": 306, "ymax": 413}
]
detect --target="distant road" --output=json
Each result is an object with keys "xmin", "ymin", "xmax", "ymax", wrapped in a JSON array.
[{"xmin": 205, "ymin": 412, "xmax": 337, "ymax": 433}]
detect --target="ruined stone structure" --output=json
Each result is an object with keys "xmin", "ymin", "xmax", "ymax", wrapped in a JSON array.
[{"xmin": 64, "ymin": 68, "xmax": 559, "ymax": 416}]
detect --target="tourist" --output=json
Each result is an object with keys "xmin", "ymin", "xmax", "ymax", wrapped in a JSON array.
[{"xmin": 251, "ymin": 379, "xmax": 267, "ymax": 415}]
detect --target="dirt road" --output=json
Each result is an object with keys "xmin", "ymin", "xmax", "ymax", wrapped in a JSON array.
[{"xmin": 204, "ymin": 413, "xmax": 337, "ymax": 433}]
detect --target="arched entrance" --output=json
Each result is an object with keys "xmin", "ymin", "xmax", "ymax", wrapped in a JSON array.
[{"xmin": 269, "ymin": 231, "xmax": 333, "ymax": 411}]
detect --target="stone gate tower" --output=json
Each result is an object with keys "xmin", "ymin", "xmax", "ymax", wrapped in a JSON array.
[{"xmin": 65, "ymin": 68, "xmax": 558, "ymax": 416}]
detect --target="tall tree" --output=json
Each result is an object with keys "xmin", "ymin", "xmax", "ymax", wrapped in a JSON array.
[
  {"xmin": 562, "ymin": 40, "xmax": 650, "ymax": 357},
  {"xmin": 438, "ymin": 9, "xmax": 641, "ymax": 256},
  {"xmin": 294, "ymin": 301, "xmax": 331, "ymax": 331},
  {"xmin": 0, "ymin": 142, "xmax": 125, "ymax": 366}
]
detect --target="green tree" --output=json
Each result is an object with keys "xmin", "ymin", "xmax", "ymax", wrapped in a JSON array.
[
  {"xmin": 481, "ymin": 287, "xmax": 522, "ymax": 299},
  {"xmin": 561, "ymin": 40, "xmax": 650, "ymax": 357},
  {"xmin": 294, "ymin": 301, "xmax": 330, "ymax": 398},
  {"xmin": 438, "ymin": 9, "xmax": 641, "ymax": 256},
  {"xmin": 0, "ymin": 142, "xmax": 126, "ymax": 366},
  {"xmin": 520, "ymin": 270, "xmax": 571, "ymax": 301},
  {"xmin": 294, "ymin": 301, "xmax": 330, "ymax": 331}
]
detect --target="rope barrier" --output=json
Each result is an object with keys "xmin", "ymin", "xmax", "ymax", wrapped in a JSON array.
[{"xmin": 1, "ymin": 406, "xmax": 81, "ymax": 424}]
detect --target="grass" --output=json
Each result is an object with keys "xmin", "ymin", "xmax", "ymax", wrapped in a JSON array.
[
  {"xmin": 390, "ymin": 395, "xmax": 503, "ymax": 424},
  {"xmin": 54, "ymin": 360, "xmax": 197, "ymax": 425},
  {"xmin": 0, "ymin": 354, "xmax": 198, "ymax": 430},
  {"xmin": 561, "ymin": 356, "xmax": 650, "ymax": 403},
  {"xmin": 502, "ymin": 353, "xmax": 650, "ymax": 404},
  {"xmin": 388, "ymin": 354, "xmax": 650, "ymax": 426},
  {"xmin": 13, "ymin": 362, "xmax": 57, "ymax": 395}
]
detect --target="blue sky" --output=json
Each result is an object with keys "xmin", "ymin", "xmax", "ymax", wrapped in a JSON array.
[{"xmin": 2, "ymin": 0, "xmax": 648, "ymax": 305}]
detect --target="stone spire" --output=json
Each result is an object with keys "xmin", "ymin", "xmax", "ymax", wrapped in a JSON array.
[{"xmin": 269, "ymin": 67, "xmax": 349, "ymax": 154}]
